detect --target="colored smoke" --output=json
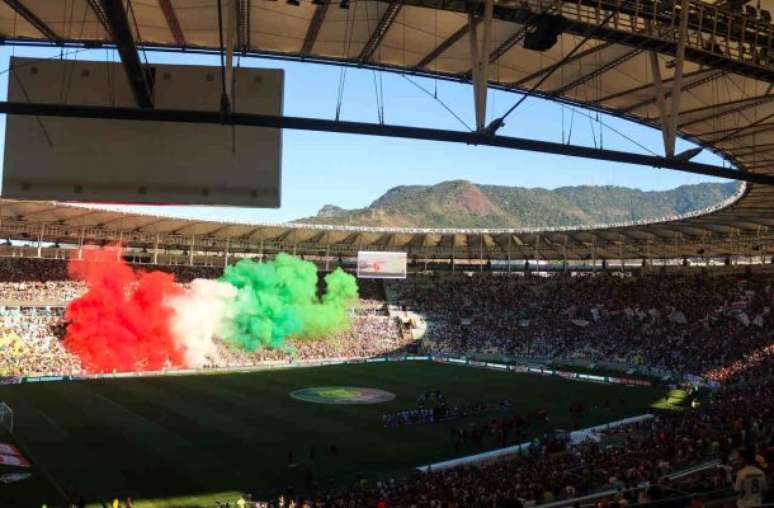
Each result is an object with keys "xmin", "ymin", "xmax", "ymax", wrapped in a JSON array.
[
  {"xmin": 63, "ymin": 247, "xmax": 360, "ymax": 372},
  {"xmin": 221, "ymin": 253, "xmax": 359, "ymax": 351},
  {"xmin": 303, "ymin": 269, "xmax": 360, "ymax": 338},
  {"xmin": 166, "ymin": 279, "xmax": 238, "ymax": 368},
  {"xmin": 64, "ymin": 246, "xmax": 186, "ymax": 373}
]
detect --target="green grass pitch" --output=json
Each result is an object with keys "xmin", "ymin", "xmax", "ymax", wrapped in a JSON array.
[{"xmin": 0, "ymin": 362, "xmax": 668, "ymax": 507}]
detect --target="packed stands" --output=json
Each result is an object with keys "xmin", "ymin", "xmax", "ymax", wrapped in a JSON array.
[
  {"xmin": 1, "ymin": 257, "xmax": 773, "ymax": 383},
  {"xmin": 390, "ymin": 272, "xmax": 774, "ymax": 385},
  {"xmin": 0, "ymin": 256, "xmax": 223, "ymax": 284},
  {"xmin": 0, "ymin": 308, "xmax": 79, "ymax": 377},
  {"xmin": 209, "ymin": 314, "xmax": 406, "ymax": 366}
]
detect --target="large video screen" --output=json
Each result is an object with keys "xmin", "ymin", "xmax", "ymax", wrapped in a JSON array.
[
  {"xmin": 357, "ymin": 251, "xmax": 407, "ymax": 279},
  {"xmin": 2, "ymin": 57, "xmax": 282, "ymax": 207}
]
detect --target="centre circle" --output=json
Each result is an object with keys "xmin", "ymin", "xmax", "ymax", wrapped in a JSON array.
[{"xmin": 290, "ymin": 386, "xmax": 396, "ymax": 405}]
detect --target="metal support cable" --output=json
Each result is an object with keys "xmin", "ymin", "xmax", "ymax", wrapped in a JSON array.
[
  {"xmin": 372, "ymin": 71, "xmax": 385, "ymax": 124},
  {"xmin": 401, "ymin": 74, "xmax": 472, "ymax": 131},
  {"xmin": 335, "ymin": 2, "xmax": 356, "ymax": 121},
  {"xmin": 488, "ymin": 10, "xmax": 618, "ymax": 134},
  {"xmin": 216, "ymin": 0, "xmax": 230, "ymax": 114}
]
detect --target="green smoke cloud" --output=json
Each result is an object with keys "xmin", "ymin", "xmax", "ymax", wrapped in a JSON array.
[{"xmin": 220, "ymin": 253, "xmax": 359, "ymax": 351}]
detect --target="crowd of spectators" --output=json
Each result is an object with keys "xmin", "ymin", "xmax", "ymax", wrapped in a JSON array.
[
  {"xmin": 210, "ymin": 313, "xmax": 410, "ymax": 366},
  {"xmin": 1, "ymin": 257, "xmax": 773, "ymax": 385},
  {"xmin": 0, "ymin": 257, "xmax": 224, "ymax": 305},
  {"xmin": 0, "ymin": 257, "xmax": 70, "ymax": 281},
  {"xmin": 0, "ymin": 308, "xmax": 80, "ymax": 376},
  {"xmin": 390, "ymin": 271, "xmax": 774, "ymax": 385},
  {"xmin": 0, "ymin": 281, "xmax": 84, "ymax": 304},
  {"xmin": 0, "ymin": 256, "xmax": 222, "ymax": 284}
]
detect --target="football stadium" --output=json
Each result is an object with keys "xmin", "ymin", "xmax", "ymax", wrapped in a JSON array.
[{"xmin": 0, "ymin": 0, "xmax": 772, "ymax": 507}]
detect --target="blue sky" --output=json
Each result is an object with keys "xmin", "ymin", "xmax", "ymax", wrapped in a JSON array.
[{"xmin": 0, "ymin": 46, "xmax": 730, "ymax": 223}]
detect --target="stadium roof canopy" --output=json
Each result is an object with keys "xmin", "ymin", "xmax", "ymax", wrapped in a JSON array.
[{"xmin": 1, "ymin": 0, "xmax": 774, "ymax": 260}]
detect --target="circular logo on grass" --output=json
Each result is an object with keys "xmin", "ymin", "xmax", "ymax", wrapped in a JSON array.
[{"xmin": 290, "ymin": 386, "xmax": 396, "ymax": 405}]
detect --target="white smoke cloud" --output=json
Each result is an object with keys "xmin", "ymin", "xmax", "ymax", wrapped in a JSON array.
[{"xmin": 167, "ymin": 279, "xmax": 238, "ymax": 367}]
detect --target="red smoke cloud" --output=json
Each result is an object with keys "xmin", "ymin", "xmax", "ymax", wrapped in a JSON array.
[{"xmin": 64, "ymin": 246, "xmax": 186, "ymax": 373}]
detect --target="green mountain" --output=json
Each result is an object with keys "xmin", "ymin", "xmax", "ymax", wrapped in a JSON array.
[{"xmin": 296, "ymin": 180, "xmax": 740, "ymax": 229}]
